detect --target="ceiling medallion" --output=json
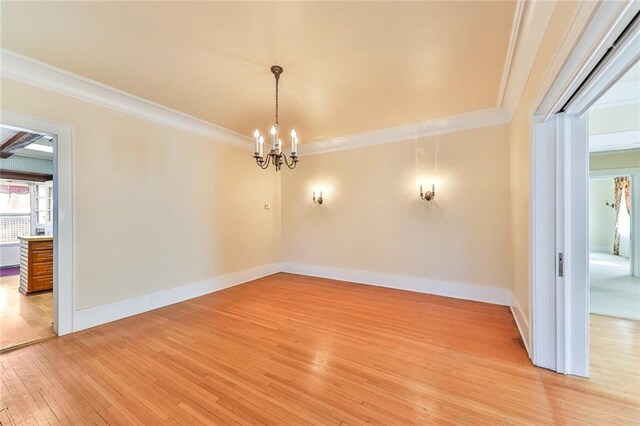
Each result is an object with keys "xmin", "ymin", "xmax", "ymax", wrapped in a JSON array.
[{"xmin": 252, "ymin": 65, "xmax": 299, "ymax": 171}]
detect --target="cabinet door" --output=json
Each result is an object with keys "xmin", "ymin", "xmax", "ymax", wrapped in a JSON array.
[
  {"xmin": 31, "ymin": 275, "xmax": 53, "ymax": 292},
  {"xmin": 32, "ymin": 261, "xmax": 53, "ymax": 277}
]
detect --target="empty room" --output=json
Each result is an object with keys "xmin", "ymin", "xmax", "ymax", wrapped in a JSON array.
[{"xmin": 1, "ymin": 1, "xmax": 639, "ymax": 424}]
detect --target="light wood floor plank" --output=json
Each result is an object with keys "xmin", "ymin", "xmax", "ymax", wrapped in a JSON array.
[{"xmin": 1, "ymin": 273, "xmax": 638, "ymax": 424}]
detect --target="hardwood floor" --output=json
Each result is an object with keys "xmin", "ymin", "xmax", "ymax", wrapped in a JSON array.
[
  {"xmin": 1, "ymin": 273, "xmax": 638, "ymax": 424},
  {"xmin": 0, "ymin": 274, "xmax": 55, "ymax": 351}
]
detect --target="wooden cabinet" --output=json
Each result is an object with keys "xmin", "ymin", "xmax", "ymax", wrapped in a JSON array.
[{"xmin": 18, "ymin": 236, "xmax": 53, "ymax": 295}]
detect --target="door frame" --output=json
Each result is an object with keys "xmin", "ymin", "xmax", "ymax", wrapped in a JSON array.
[
  {"xmin": 0, "ymin": 109, "xmax": 74, "ymax": 336},
  {"xmin": 530, "ymin": 1, "xmax": 639, "ymax": 377}
]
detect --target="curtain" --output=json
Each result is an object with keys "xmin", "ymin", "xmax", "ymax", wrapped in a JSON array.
[
  {"xmin": 0, "ymin": 184, "xmax": 30, "ymax": 195},
  {"xmin": 613, "ymin": 176, "xmax": 630, "ymax": 256},
  {"xmin": 624, "ymin": 177, "xmax": 631, "ymax": 215}
]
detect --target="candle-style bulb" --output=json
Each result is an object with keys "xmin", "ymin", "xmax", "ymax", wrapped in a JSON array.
[
  {"xmin": 270, "ymin": 126, "xmax": 277, "ymax": 135},
  {"xmin": 253, "ymin": 129, "xmax": 260, "ymax": 139},
  {"xmin": 290, "ymin": 128, "xmax": 297, "ymax": 139}
]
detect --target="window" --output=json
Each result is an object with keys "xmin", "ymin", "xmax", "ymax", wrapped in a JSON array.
[
  {"xmin": 35, "ymin": 183, "xmax": 53, "ymax": 225},
  {"xmin": 0, "ymin": 183, "xmax": 31, "ymax": 243}
]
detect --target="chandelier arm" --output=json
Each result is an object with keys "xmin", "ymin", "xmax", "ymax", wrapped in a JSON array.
[
  {"xmin": 261, "ymin": 154, "xmax": 272, "ymax": 169},
  {"xmin": 282, "ymin": 153, "xmax": 297, "ymax": 169},
  {"xmin": 255, "ymin": 156, "xmax": 268, "ymax": 169},
  {"xmin": 256, "ymin": 154, "xmax": 268, "ymax": 170}
]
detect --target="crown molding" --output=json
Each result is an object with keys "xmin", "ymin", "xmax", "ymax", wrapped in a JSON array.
[
  {"xmin": 589, "ymin": 130, "xmax": 640, "ymax": 153},
  {"xmin": 500, "ymin": 0, "xmax": 557, "ymax": 118},
  {"xmin": 497, "ymin": 0, "xmax": 525, "ymax": 108},
  {"xmin": 591, "ymin": 81, "xmax": 640, "ymax": 110},
  {"xmin": 0, "ymin": 0, "xmax": 567, "ymax": 160},
  {"xmin": 299, "ymin": 108, "xmax": 510, "ymax": 156},
  {"xmin": 0, "ymin": 48, "xmax": 254, "ymax": 150}
]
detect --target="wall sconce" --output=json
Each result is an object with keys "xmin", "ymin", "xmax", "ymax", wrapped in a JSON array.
[
  {"xmin": 313, "ymin": 191, "xmax": 324, "ymax": 205},
  {"xmin": 420, "ymin": 184, "xmax": 435, "ymax": 201}
]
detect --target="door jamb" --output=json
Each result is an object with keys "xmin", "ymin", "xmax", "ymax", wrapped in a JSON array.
[
  {"xmin": 0, "ymin": 109, "xmax": 74, "ymax": 336},
  {"xmin": 529, "ymin": 1, "xmax": 639, "ymax": 376}
]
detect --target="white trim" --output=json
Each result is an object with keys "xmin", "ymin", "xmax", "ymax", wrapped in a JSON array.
[
  {"xmin": 0, "ymin": 3, "xmax": 559, "ymax": 159},
  {"xmin": 73, "ymin": 263, "xmax": 284, "ymax": 332},
  {"xmin": 633, "ymin": 175, "xmax": 640, "ymax": 278},
  {"xmin": 281, "ymin": 263, "xmax": 512, "ymax": 306},
  {"xmin": 535, "ymin": 1, "xmax": 640, "ymax": 120},
  {"xmin": 530, "ymin": 114, "xmax": 558, "ymax": 371},
  {"xmin": 590, "ymin": 166, "xmax": 640, "ymax": 178},
  {"xmin": 510, "ymin": 297, "xmax": 530, "ymax": 357},
  {"xmin": 566, "ymin": 19, "xmax": 640, "ymax": 117},
  {"xmin": 589, "ymin": 130, "xmax": 640, "ymax": 153},
  {"xmin": 500, "ymin": 1, "xmax": 557, "ymax": 117},
  {"xmin": 497, "ymin": 0, "xmax": 525, "ymax": 108},
  {"xmin": 0, "ymin": 48, "xmax": 253, "ymax": 151},
  {"xmin": 557, "ymin": 113, "xmax": 590, "ymax": 378},
  {"xmin": 531, "ymin": 0, "xmax": 639, "ymax": 377},
  {"xmin": 0, "ymin": 110, "xmax": 74, "ymax": 336},
  {"xmin": 299, "ymin": 108, "xmax": 510, "ymax": 156},
  {"xmin": 591, "ymin": 81, "xmax": 640, "ymax": 109}
]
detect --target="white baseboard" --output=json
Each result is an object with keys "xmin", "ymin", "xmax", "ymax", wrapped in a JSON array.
[
  {"xmin": 510, "ymin": 296, "xmax": 531, "ymax": 357},
  {"xmin": 73, "ymin": 263, "xmax": 284, "ymax": 332},
  {"xmin": 73, "ymin": 262, "xmax": 525, "ymax": 355},
  {"xmin": 281, "ymin": 263, "xmax": 512, "ymax": 306}
]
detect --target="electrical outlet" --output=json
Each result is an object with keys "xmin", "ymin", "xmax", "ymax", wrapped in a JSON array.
[{"xmin": 264, "ymin": 204, "xmax": 271, "ymax": 210}]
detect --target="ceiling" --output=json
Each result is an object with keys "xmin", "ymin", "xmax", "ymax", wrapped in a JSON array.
[
  {"xmin": 0, "ymin": 127, "xmax": 53, "ymax": 160},
  {"xmin": 0, "ymin": 1, "xmax": 516, "ymax": 143}
]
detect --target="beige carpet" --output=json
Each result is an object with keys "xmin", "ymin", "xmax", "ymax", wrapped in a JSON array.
[{"xmin": 590, "ymin": 252, "xmax": 640, "ymax": 320}]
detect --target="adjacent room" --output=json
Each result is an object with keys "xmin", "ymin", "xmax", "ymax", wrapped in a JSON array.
[
  {"xmin": 588, "ymin": 61, "xmax": 640, "ymax": 321},
  {"xmin": 586, "ymin": 61, "xmax": 640, "ymax": 389},
  {"xmin": 0, "ymin": 128, "xmax": 56, "ymax": 351},
  {"xmin": 589, "ymin": 173, "xmax": 639, "ymax": 320},
  {"xmin": 0, "ymin": 1, "xmax": 638, "ymax": 424}
]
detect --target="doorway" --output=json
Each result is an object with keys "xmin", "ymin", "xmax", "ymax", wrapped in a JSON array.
[
  {"xmin": 0, "ymin": 110, "xmax": 74, "ymax": 347},
  {"xmin": 589, "ymin": 172, "xmax": 639, "ymax": 321},
  {"xmin": 585, "ymin": 66, "xmax": 640, "ymax": 384},
  {"xmin": 0, "ymin": 128, "xmax": 57, "ymax": 350},
  {"xmin": 530, "ymin": 3, "xmax": 639, "ymax": 377}
]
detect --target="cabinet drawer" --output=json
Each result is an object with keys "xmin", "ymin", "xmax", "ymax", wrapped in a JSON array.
[
  {"xmin": 31, "ymin": 275, "xmax": 53, "ymax": 292},
  {"xmin": 32, "ymin": 241, "xmax": 53, "ymax": 251},
  {"xmin": 32, "ymin": 261, "xmax": 53, "ymax": 277},
  {"xmin": 32, "ymin": 250, "xmax": 53, "ymax": 263}
]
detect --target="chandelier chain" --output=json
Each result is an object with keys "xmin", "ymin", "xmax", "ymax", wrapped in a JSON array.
[{"xmin": 275, "ymin": 75, "xmax": 279, "ymax": 126}]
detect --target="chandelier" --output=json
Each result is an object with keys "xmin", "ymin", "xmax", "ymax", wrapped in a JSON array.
[{"xmin": 252, "ymin": 65, "xmax": 299, "ymax": 171}]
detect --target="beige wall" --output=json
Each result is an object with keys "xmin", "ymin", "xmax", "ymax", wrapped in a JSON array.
[
  {"xmin": 509, "ymin": 2, "xmax": 580, "ymax": 318},
  {"xmin": 282, "ymin": 124, "xmax": 513, "ymax": 290},
  {"xmin": 1, "ymin": 78, "xmax": 281, "ymax": 309},
  {"xmin": 0, "ymin": 1, "xmax": 589, "ymax": 320},
  {"xmin": 590, "ymin": 149, "xmax": 640, "ymax": 171},
  {"xmin": 589, "ymin": 178, "xmax": 615, "ymax": 251}
]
